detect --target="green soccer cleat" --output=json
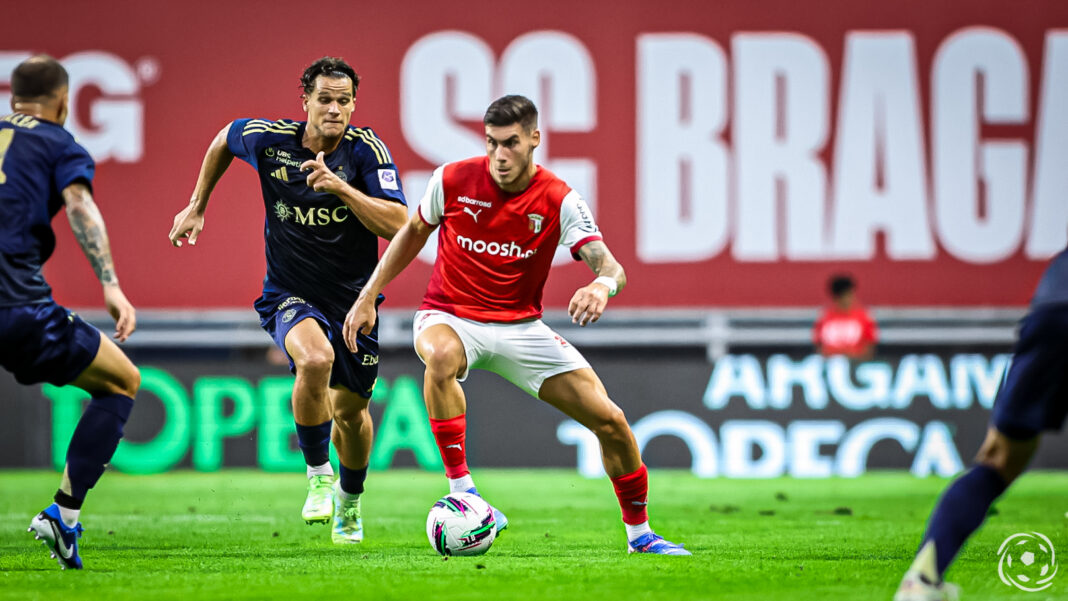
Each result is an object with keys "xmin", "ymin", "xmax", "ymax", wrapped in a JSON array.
[
  {"xmin": 331, "ymin": 483, "xmax": 363, "ymax": 544},
  {"xmin": 302, "ymin": 474, "xmax": 334, "ymax": 525}
]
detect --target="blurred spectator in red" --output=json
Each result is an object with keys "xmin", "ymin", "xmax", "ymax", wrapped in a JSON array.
[{"xmin": 812, "ymin": 274, "xmax": 878, "ymax": 359}]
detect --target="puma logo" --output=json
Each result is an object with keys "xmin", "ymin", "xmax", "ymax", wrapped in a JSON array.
[
  {"xmin": 445, "ymin": 443, "xmax": 463, "ymax": 451},
  {"xmin": 463, "ymin": 207, "xmax": 482, "ymax": 222}
]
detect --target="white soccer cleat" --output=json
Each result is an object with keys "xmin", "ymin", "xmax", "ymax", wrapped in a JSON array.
[
  {"xmin": 894, "ymin": 542, "xmax": 959, "ymax": 601},
  {"xmin": 301, "ymin": 474, "xmax": 334, "ymax": 525},
  {"xmin": 894, "ymin": 570, "xmax": 960, "ymax": 601},
  {"xmin": 331, "ymin": 483, "xmax": 363, "ymax": 544}
]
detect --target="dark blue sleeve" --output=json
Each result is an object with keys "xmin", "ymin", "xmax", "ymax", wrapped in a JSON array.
[
  {"xmin": 353, "ymin": 128, "xmax": 406, "ymax": 205},
  {"xmin": 53, "ymin": 140, "xmax": 95, "ymax": 192},
  {"xmin": 226, "ymin": 118, "xmax": 261, "ymax": 170}
]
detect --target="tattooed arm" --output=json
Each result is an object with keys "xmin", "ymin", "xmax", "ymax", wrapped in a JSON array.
[
  {"xmin": 567, "ymin": 240, "xmax": 627, "ymax": 326},
  {"xmin": 63, "ymin": 182, "xmax": 136, "ymax": 341}
]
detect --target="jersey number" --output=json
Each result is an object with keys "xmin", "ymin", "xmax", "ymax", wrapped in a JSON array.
[{"xmin": 0, "ymin": 129, "xmax": 13, "ymax": 185}]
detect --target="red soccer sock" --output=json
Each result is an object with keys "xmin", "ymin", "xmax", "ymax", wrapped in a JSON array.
[
  {"xmin": 611, "ymin": 464, "xmax": 650, "ymax": 525},
  {"xmin": 429, "ymin": 414, "xmax": 470, "ymax": 479}
]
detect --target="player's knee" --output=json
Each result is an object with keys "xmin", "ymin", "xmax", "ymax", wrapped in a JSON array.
[
  {"xmin": 120, "ymin": 364, "xmax": 141, "ymax": 398},
  {"xmin": 588, "ymin": 404, "xmax": 631, "ymax": 444},
  {"xmin": 98, "ymin": 359, "xmax": 139, "ymax": 398},
  {"xmin": 421, "ymin": 343, "xmax": 465, "ymax": 382},
  {"xmin": 295, "ymin": 348, "xmax": 335, "ymax": 376},
  {"xmin": 975, "ymin": 433, "xmax": 1035, "ymax": 484},
  {"xmin": 334, "ymin": 402, "xmax": 370, "ymax": 427}
]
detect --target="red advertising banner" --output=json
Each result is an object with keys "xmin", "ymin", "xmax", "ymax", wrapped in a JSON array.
[{"xmin": 4, "ymin": 0, "xmax": 1067, "ymax": 309}]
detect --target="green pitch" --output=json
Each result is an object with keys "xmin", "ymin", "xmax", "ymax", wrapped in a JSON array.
[{"xmin": 0, "ymin": 470, "xmax": 1065, "ymax": 600}]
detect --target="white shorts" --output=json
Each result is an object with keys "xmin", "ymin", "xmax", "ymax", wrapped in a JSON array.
[{"xmin": 413, "ymin": 309, "xmax": 591, "ymax": 397}]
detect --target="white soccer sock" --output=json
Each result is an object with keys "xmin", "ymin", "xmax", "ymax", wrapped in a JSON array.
[
  {"xmin": 449, "ymin": 475, "xmax": 475, "ymax": 493},
  {"xmin": 307, "ymin": 462, "xmax": 334, "ymax": 478},
  {"xmin": 58, "ymin": 506, "xmax": 80, "ymax": 528},
  {"xmin": 335, "ymin": 486, "xmax": 360, "ymax": 503},
  {"xmin": 625, "ymin": 521, "xmax": 653, "ymax": 542}
]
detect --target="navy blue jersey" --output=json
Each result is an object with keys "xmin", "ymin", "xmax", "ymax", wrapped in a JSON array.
[
  {"xmin": 0, "ymin": 113, "xmax": 95, "ymax": 306},
  {"xmin": 1031, "ymin": 247, "xmax": 1068, "ymax": 309},
  {"xmin": 227, "ymin": 118, "xmax": 406, "ymax": 316}
]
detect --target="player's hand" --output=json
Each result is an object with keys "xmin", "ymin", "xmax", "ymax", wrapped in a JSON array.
[
  {"xmin": 568, "ymin": 282, "xmax": 611, "ymax": 326},
  {"xmin": 103, "ymin": 284, "xmax": 136, "ymax": 342},
  {"xmin": 169, "ymin": 202, "xmax": 205, "ymax": 247},
  {"xmin": 301, "ymin": 151, "xmax": 345, "ymax": 195},
  {"xmin": 343, "ymin": 295, "xmax": 377, "ymax": 352}
]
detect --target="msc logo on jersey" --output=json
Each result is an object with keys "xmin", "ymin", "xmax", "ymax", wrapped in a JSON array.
[
  {"xmin": 273, "ymin": 200, "xmax": 352, "ymax": 227},
  {"xmin": 270, "ymin": 167, "xmax": 289, "ymax": 182},
  {"xmin": 528, "ymin": 213, "xmax": 544, "ymax": 233},
  {"xmin": 274, "ymin": 200, "xmax": 293, "ymax": 222}
]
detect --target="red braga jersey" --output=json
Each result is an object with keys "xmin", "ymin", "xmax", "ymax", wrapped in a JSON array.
[
  {"xmin": 417, "ymin": 157, "xmax": 602, "ymax": 322},
  {"xmin": 812, "ymin": 306, "xmax": 879, "ymax": 357}
]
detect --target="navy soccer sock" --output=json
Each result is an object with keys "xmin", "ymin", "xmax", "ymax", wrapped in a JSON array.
[
  {"xmin": 295, "ymin": 420, "xmax": 332, "ymax": 467},
  {"xmin": 338, "ymin": 463, "xmax": 368, "ymax": 496},
  {"xmin": 920, "ymin": 464, "xmax": 1008, "ymax": 576},
  {"xmin": 63, "ymin": 394, "xmax": 135, "ymax": 501}
]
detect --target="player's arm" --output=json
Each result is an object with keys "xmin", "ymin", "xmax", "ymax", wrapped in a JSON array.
[
  {"xmin": 343, "ymin": 212, "xmax": 436, "ymax": 350},
  {"xmin": 63, "ymin": 183, "xmax": 136, "ymax": 342},
  {"xmin": 168, "ymin": 123, "xmax": 235, "ymax": 247},
  {"xmin": 569, "ymin": 240, "xmax": 627, "ymax": 327},
  {"xmin": 300, "ymin": 151, "xmax": 407, "ymax": 239}
]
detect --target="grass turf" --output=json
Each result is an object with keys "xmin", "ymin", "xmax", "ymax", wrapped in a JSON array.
[{"xmin": 0, "ymin": 470, "xmax": 1065, "ymax": 600}]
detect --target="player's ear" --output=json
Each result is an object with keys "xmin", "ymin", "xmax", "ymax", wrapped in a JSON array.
[
  {"xmin": 301, "ymin": 94, "xmax": 309, "ymax": 113},
  {"xmin": 529, "ymin": 128, "xmax": 541, "ymax": 149},
  {"xmin": 55, "ymin": 87, "xmax": 70, "ymax": 125}
]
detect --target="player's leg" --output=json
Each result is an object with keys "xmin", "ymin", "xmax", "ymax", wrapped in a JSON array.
[
  {"xmin": 416, "ymin": 323, "xmax": 473, "ymax": 487},
  {"xmin": 538, "ymin": 368, "xmax": 687, "ymax": 555},
  {"xmin": 23, "ymin": 306, "xmax": 139, "ymax": 570},
  {"xmin": 895, "ymin": 429, "xmax": 1038, "ymax": 601},
  {"xmin": 284, "ymin": 317, "xmax": 337, "ymax": 524},
  {"xmin": 896, "ymin": 304, "xmax": 1067, "ymax": 600},
  {"xmin": 61, "ymin": 334, "xmax": 140, "ymax": 507},
  {"xmin": 328, "ymin": 385, "xmax": 372, "ymax": 543},
  {"xmin": 412, "ymin": 312, "xmax": 511, "ymax": 527}
]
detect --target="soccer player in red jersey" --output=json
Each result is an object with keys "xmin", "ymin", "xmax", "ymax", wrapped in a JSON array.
[
  {"xmin": 344, "ymin": 95, "xmax": 688, "ymax": 555},
  {"xmin": 812, "ymin": 274, "xmax": 878, "ymax": 359}
]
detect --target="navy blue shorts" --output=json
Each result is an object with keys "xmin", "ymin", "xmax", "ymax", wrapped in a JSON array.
[
  {"xmin": 991, "ymin": 304, "xmax": 1068, "ymax": 439},
  {"xmin": 0, "ymin": 301, "xmax": 101, "ymax": 386},
  {"xmin": 254, "ymin": 291, "xmax": 379, "ymax": 398}
]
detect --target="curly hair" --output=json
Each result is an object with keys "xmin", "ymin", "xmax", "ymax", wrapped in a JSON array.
[{"xmin": 300, "ymin": 57, "xmax": 360, "ymax": 96}]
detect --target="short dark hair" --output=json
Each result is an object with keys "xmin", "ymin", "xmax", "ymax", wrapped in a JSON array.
[
  {"xmin": 300, "ymin": 57, "xmax": 359, "ymax": 96},
  {"xmin": 11, "ymin": 54, "xmax": 68, "ymax": 100},
  {"xmin": 484, "ymin": 95, "xmax": 538, "ymax": 132},
  {"xmin": 828, "ymin": 274, "xmax": 856, "ymax": 298}
]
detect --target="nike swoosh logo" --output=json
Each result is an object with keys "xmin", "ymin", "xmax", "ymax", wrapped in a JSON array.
[
  {"xmin": 49, "ymin": 520, "xmax": 73, "ymax": 559},
  {"xmin": 445, "ymin": 444, "xmax": 463, "ymax": 450},
  {"xmin": 631, "ymin": 501, "xmax": 648, "ymax": 506}
]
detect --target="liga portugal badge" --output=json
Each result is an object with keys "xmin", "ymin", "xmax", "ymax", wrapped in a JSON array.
[{"xmin": 527, "ymin": 213, "xmax": 544, "ymax": 233}]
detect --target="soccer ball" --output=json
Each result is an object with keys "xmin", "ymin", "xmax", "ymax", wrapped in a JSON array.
[{"xmin": 426, "ymin": 492, "xmax": 497, "ymax": 556}]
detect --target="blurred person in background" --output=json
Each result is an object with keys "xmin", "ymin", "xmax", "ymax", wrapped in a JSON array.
[{"xmin": 812, "ymin": 273, "xmax": 878, "ymax": 360}]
